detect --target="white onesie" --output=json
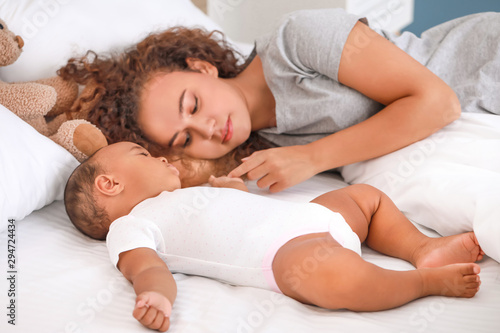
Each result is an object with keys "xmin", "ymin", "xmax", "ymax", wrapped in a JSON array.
[{"xmin": 106, "ymin": 187, "xmax": 361, "ymax": 292}]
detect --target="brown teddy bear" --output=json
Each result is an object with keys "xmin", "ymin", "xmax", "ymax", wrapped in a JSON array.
[{"xmin": 0, "ymin": 18, "xmax": 107, "ymax": 162}]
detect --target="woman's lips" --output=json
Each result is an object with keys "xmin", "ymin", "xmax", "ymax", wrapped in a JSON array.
[{"xmin": 222, "ymin": 117, "xmax": 233, "ymax": 143}]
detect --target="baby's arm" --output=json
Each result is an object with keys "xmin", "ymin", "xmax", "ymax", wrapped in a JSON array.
[
  {"xmin": 118, "ymin": 248, "xmax": 177, "ymax": 332},
  {"xmin": 209, "ymin": 175, "xmax": 249, "ymax": 192}
]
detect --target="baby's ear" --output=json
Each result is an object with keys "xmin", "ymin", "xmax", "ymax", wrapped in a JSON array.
[{"xmin": 95, "ymin": 174, "xmax": 123, "ymax": 197}]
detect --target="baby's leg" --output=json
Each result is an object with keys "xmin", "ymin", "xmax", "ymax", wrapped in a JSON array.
[
  {"xmin": 272, "ymin": 233, "xmax": 481, "ymax": 311},
  {"xmin": 310, "ymin": 184, "xmax": 483, "ymax": 268}
]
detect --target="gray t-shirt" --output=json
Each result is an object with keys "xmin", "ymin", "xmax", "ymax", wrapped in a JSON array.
[{"xmin": 255, "ymin": 9, "xmax": 500, "ymax": 148}]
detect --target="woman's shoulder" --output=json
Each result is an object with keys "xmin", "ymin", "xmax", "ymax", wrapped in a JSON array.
[
  {"xmin": 272, "ymin": 8, "xmax": 361, "ymax": 35},
  {"xmin": 282, "ymin": 7, "xmax": 352, "ymax": 21},
  {"xmin": 256, "ymin": 8, "xmax": 363, "ymax": 53},
  {"xmin": 255, "ymin": 8, "xmax": 364, "ymax": 82}
]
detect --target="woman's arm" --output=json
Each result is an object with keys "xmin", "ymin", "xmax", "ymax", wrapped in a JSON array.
[
  {"xmin": 309, "ymin": 21, "xmax": 461, "ymax": 171},
  {"xmin": 118, "ymin": 248, "xmax": 177, "ymax": 332},
  {"xmin": 230, "ymin": 21, "xmax": 460, "ymax": 192}
]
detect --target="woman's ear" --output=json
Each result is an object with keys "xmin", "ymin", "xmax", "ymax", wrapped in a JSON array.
[
  {"xmin": 186, "ymin": 58, "xmax": 219, "ymax": 77},
  {"xmin": 95, "ymin": 174, "xmax": 124, "ymax": 197}
]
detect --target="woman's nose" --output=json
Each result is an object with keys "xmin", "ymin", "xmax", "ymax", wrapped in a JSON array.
[{"xmin": 190, "ymin": 117, "xmax": 216, "ymax": 139}]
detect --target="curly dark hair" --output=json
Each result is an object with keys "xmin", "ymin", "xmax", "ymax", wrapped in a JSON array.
[{"xmin": 58, "ymin": 27, "xmax": 271, "ymax": 185}]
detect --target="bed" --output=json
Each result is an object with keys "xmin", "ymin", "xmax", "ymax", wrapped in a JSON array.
[{"xmin": 1, "ymin": 1, "xmax": 499, "ymax": 332}]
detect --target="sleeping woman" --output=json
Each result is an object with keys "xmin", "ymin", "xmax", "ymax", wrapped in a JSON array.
[{"xmin": 58, "ymin": 9, "xmax": 500, "ymax": 190}]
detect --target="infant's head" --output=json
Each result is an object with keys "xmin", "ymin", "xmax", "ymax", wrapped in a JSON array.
[{"xmin": 64, "ymin": 142, "xmax": 181, "ymax": 240}]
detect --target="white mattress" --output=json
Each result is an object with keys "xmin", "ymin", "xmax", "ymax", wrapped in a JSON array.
[{"xmin": 1, "ymin": 173, "xmax": 499, "ymax": 333}]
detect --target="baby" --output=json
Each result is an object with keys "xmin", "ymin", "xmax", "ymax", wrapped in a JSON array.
[{"xmin": 64, "ymin": 142, "xmax": 483, "ymax": 332}]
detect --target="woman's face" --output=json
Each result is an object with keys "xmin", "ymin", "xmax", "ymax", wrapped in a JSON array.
[{"xmin": 138, "ymin": 70, "xmax": 252, "ymax": 159}]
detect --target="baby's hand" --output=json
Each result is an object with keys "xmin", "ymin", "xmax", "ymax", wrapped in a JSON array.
[
  {"xmin": 209, "ymin": 175, "xmax": 249, "ymax": 192},
  {"xmin": 133, "ymin": 291, "xmax": 172, "ymax": 332}
]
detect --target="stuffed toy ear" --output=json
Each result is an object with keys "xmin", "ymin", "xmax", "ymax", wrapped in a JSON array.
[
  {"xmin": 55, "ymin": 79, "xmax": 109, "ymax": 162},
  {"xmin": 50, "ymin": 119, "xmax": 108, "ymax": 162}
]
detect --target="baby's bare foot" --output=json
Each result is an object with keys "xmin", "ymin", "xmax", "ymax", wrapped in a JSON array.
[
  {"xmin": 414, "ymin": 232, "xmax": 484, "ymax": 268},
  {"xmin": 420, "ymin": 263, "xmax": 481, "ymax": 298}
]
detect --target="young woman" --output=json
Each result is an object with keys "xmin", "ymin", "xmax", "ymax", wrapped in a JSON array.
[{"xmin": 59, "ymin": 9, "xmax": 500, "ymax": 191}]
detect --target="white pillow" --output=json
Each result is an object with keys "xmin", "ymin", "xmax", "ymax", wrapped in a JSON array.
[
  {"xmin": 0, "ymin": 0, "xmax": 251, "ymax": 82},
  {"xmin": 0, "ymin": 104, "xmax": 79, "ymax": 232},
  {"xmin": 341, "ymin": 113, "xmax": 500, "ymax": 263}
]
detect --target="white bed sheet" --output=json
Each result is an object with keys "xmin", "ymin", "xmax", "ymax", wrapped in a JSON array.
[{"xmin": 1, "ymin": 173, "xmax": 499, "ymax": 333}]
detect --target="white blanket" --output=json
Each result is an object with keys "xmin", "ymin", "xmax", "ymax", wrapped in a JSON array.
[{"xmin": 341, "ymin": 113, "xmax": 500, "ymax": 263}]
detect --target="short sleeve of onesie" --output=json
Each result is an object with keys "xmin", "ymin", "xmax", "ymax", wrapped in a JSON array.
[{"xmin": 106, "ymin": 216, "xmax": 165, "ymax": 268}]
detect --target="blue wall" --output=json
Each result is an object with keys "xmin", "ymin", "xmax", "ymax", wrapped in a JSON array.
[{"xmin": 404, "ymin": 0, "xmax": 500, "ymax": 36}]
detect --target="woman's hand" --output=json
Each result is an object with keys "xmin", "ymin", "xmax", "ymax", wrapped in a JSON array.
[
  {"xmin": 133, "ymin": 291, "xmax": 172, "ymax": 332},
  {"xmin": 209, "ymin": 175, "xmax": 249, "ymax": 192},
  {"xmin": 228, "ymin": 145, "xmax": 318, "ymax": 193}
]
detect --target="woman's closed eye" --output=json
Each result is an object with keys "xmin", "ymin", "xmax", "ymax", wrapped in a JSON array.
[
  {"xmin": 183, "ymin": 132, "xmax": 192, "ymax": 148},
  {"xmin": 182, "ymin": 96, "xmax": 197, "ymax": 147},
  {"xmin": 191, "ymin": 96, "xmax": 198, "ymax": 115}
]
